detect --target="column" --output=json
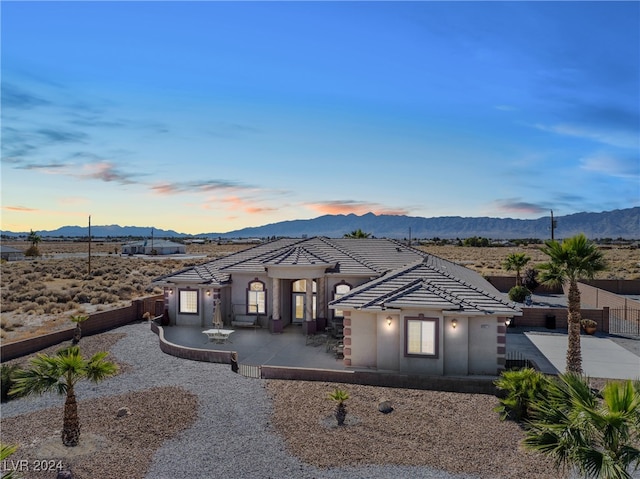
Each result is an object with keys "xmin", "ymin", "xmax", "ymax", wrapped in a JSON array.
[
  {"xmin": 270, "ymin": 278, "xmax": 283, "ymax": 333},
  {"xmin": 316, "ymin": 276, "xmax": 327, "ymax": 331},
  {"xmin": 303, "ymin": 278, "xmax": 316, "ymax": 334}
]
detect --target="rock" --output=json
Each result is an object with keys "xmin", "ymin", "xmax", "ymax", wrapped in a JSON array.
[
  {"xmin": 57, "ymin": 470, "xmax": 74, "ymax": 479},
  {"xmin": 117, "ymin": 407, "xmax": 131, "ymax": 418},
  {"xmin": 378, "ymin": 400, "xmax": 394, "ymax": 414}
]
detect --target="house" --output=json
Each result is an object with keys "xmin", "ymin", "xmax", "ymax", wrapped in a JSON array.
[
  {"xmin": 0, "ymin": 245, "xmax": 25, "ymax": 261},
  {"xmin": 154, "ymin": 237, "xmax": 521, "ymax": 376},
  {"xmin": 121, "ymin": 239, "xmax": 186, "ymax": 255}
]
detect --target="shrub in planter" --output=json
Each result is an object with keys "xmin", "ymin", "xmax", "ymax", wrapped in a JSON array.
[
  {"xmin": 494, "ymin": 367, "xmax": 550, "ymax": 421},
  {"xmin": 508, "ymin": 285, "xmax": 531, "ymax": 303}
]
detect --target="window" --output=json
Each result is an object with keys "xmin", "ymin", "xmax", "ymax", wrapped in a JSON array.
[
  {"xmin": 405, "ymin": 317, "xmax": 438, "ymax": 357},
  {"xmin": 333, "ymin": 283, "xmax": 351, "ymax": 318},
  {"xmin": 247, "ymin": 280, "xmax": 266, "ymax": 314},
  {"xmin": 179, "ymin": 289, "xmax": 198, "ymax": 314}
]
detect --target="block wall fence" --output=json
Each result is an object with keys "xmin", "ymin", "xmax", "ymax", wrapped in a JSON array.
[{"xmin": 1, "ymin": 295, "xmax": 163, "ymax": 362}]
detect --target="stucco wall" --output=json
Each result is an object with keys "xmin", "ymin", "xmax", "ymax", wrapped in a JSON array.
[
  {"xmin": 444, "ymin": 316, "xmax": 469, "ymax": 375},
  {"xmin": 376, "ymin": 313, "xmax": 400, "ymax": 370},
  {"xmin": 349, "ymin": 311, "xmax": 378, "ymax": 368},
  {"xmin": 468, "ymin": 317, "xmax": 499, "ymax": 374}
]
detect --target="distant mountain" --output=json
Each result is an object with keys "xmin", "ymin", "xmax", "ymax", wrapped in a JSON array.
[
  {"xmin": 0, "ymin": 225, "xmax": 184, "ymax": 238},
  {"xmin": 203, "ymin": 207, "xmax": 639, "ymax": 240},
  {"xmin": 2, "ymin": 207, "xmax": 638, "ymax": 240}
]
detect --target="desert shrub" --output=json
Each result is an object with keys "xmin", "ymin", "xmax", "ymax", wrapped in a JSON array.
[
  {"xmin": 21, "ymin": 302, "xmax": 40, "ymax": 313},
  {"xmin": 494, "ymin": 368, "xmax": 550, "ymax": 421},
  {"xmin": 0, "ymin": 301, "xmax": 17, "ymax": 313},
  {"xmin": 35, "ymin": 295, "xmax": 50, "ymax": 305},
  {"xmin": 24, "ymin": 245, "xmax": 40, "ymax": 257},
  {"xmin": 65, "ymin": 301, "xmax": 81, "ymax": 311},
  {"xmin": 73, "ymin": 292, "xmax": 90, "ymax": 303},
  {"xmin": 508, "ymin": 285, "xmax": 531, "ymax": 303},
  {"xmin": 44, "ymin": 304, "xmax": 63, "ymax": 314}
]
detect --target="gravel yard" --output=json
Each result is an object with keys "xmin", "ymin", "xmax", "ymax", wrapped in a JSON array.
[{"xmin": 3, "ymin": 322, "xmax": 565, "ymax": 479}]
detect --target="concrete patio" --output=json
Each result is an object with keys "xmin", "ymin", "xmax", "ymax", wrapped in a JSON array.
[{"xmin": 161, "ymin": 324, "xmax": 348, "ymax": 370}]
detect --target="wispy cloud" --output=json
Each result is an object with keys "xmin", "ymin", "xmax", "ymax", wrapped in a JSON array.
[
  {"xmin": 580, "ymin": 153, "xmax": 640, "ymax": 179},
  {"xmin": 1, "ymin": 83, "xmax": 50, "ymax": 109},
  {"xmin": 306, "ymin": 200, "xmax": 408, "ymax": 216},
  {"xmin": 36, "ymin": 128, "xmax": 88, "ymax": 144},
  {"xmin": 206, "ymin": 122, "xmax": 261, "ymax": 139},
  {"xmin": 2, "ymin": 205, "xmax": 39, "ymax": 213},
  {"xmin": 221, "ymin": 196, "xmax": 277, "ymax": 214},
  {"xmin": 151, "ymin": 179, "xmax": 253, "ymax": 195},
  {"xmin": 78, "ymin": 162, "xmax": 137, "ymax": 184},
  {"xmin": 492, "ymin": 199, "xmax": 549, "ymax": 215}
]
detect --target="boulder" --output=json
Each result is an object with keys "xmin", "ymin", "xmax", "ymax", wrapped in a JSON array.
[{"xmin": 378, "ymin": 400, "xmax": 394, "ymax": 414}]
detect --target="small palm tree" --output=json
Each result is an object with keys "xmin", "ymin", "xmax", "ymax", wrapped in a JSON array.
[
  {"xmin": 502, "ymin": 252, "xmax": 531, "ymax": 286},
  {"xmin": 343, "ymin": 229, "xmax": 371, "ymax": 239},
  {"xmin": 70, "ymin": 314, "xmax": 89, "ymax": 344},
  {"xmin": 328, "ymin": 388, "xmax": 349, "ymax": 426},
  {"xmin": 538, "ymin": 234, "xmax": 606, "ymax": 374},
  {"xmin": 1, "ymin": 443, "xmax": 20, "ymax": 479},
  {"xmin": 10, "ymin": 346, "xmax": 118, "ymax": 447},
  {"xmin": 524, "ymin": 373, "xmax": 640, "ymax": 479}
]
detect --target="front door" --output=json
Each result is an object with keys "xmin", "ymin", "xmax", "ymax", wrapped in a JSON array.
[{"xmin": 291, "ymin": 279, "xmax": 316, "ymax": 324}]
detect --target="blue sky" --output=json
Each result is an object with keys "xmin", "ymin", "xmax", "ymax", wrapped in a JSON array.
[{"xmin": 2, "ymin": 1, "xmax": 638, "ymax": 235}]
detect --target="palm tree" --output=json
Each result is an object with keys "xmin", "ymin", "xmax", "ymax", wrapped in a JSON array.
[
  {"xmin": 25, "ymin": 229, "xmax": 42, "ymax": 257},
  {"xmin": 502, "ymin": 252, "xmax": 531, "ymax": 286},
  {"xmin": 524, "ymin": 373, "xmax": 640, "ymax": 479},
  {"xmin": 328, "ymin": 388, "xmax": 349, "ymax": 426},
  {"xmin": 343, "ymin": 229, "xmax": 371, "ymax": 239},
  {"xmin": 538, "ymin": 234, "xmax": 606, "ymax": 374},
  {"xmin": 10, "ymin": 346, "xmax": 118, "ymax": 447},
  {"xmin": 27, "ymin": 229, "xmax": 41, "ymax": 248},
  {"xmin": 70, "ymin": 314, "xmax": 89, "ymax": 344}
]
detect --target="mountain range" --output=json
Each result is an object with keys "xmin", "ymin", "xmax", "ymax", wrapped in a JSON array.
[{"xmin": 2, "ymin": 207, "xmax": 638, "ymax": 240}]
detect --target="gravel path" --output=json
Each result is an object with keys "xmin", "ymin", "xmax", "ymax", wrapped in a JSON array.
[{"xmin": 2, "ymin": 322, "xmax": 569, "ymax": 479}]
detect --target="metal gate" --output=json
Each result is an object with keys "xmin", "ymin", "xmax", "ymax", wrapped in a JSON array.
[
  {"xmin": 609, "ymin": 307, "xmax": 640, "ymax": 337},
  {"xmin": 238, "ymin": 363, "xmax": 261, "ymax": 379}
]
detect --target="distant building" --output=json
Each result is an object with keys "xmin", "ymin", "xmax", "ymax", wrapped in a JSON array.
[
  {"xmin": 121, "ymin": 239, "xmax": 186, "ymax": 255},
  {"xmin": 0, "ymin": 245, "xmax": 25, "ymax": 261}
]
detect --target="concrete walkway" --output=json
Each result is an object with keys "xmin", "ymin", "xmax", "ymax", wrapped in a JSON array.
[{"xmin": 507, "ymin": 328, "xmax": 639, "ymax": 380}]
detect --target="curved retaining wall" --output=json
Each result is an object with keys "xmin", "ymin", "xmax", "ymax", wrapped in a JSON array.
[{"xmin": 150, "ymin": 322, "xmax": 234, "ymax": 364}]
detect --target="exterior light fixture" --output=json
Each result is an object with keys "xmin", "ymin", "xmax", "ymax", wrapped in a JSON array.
[
  {"xmin": 169, "ymin": 288, "xmax": 173, "ymax": 294},
  {"xmin": 505, "ymin": 318, "xmax": 512, "ymax": 327},
  {"xmin": 451, "ymin": 318, "xmax": 458, "ymax": 329},
  {"xmin": 206, "ymin": 290, "xmax": 211, "ymax": 296},
  {"xmin": 386, "ymin": 316, "xmax": 392, "ymax": 326}
]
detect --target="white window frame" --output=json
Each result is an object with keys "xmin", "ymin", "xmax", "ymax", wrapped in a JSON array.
[
  {"xmin": 179, "ymin": 289, "xmax": 199, "ymax": 314},
  {"xmin": 405, "ymin": 316, "xmax": 438, "ymax": 358},
  {"xmin": 247, "ymin": 280, "xmax": 266, "ymax": 315}
]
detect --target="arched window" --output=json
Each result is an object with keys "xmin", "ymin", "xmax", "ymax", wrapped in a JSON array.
[
  {"xmin": 333, "ymin": 282, "xmax": 351, "ymax": 318},
  {"xmin": 247, "ymin": 279, "xmax": 266, "ymax": 314}
]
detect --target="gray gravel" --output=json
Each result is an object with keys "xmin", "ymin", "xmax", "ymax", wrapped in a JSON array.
[{"xmin": 1, "ymin": 322, "xmax": 479, "ymax": 479}]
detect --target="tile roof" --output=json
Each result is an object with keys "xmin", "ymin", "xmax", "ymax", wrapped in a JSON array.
[
  {"xmin": 154, "ymin": 237, "xmax": 519, "ymax": 315},
  {"xmin": 330, "ymin": 260, "xmax": 521, "ymax": 315}
]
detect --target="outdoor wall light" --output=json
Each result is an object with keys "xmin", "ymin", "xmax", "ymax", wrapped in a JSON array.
[
  {"xmin": 386, "ymin": 316, "xmax": 392, "ymax": 326},
  {"xmin": 451, "ymin": 319, "xmax": 458, "ymax": 329},
  {"xmin": 505, "ymin": 318, "xmax": 512, "ymax": 327},
  {"xmin": 206, "ymin": 290, "xmax": 211, "ymax": 296},
  {"xmin": 169, "ymin": 288, "xmax": 173, "ymax": 294}
]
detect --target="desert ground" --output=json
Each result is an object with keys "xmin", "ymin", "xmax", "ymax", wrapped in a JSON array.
[{"xmin": 1, "ymin": 239, "xmax": 638, "ymax": 343}]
